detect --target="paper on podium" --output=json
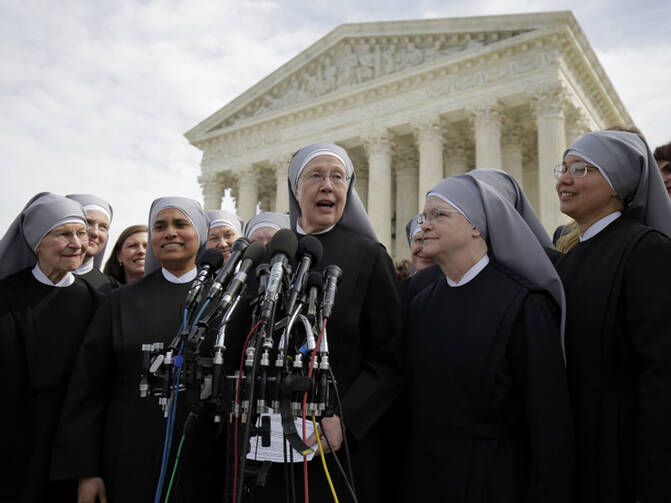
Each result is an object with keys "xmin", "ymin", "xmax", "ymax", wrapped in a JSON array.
[{"xmin": 247, "ymin": 412, "xmax": 317, "ymax": 462}]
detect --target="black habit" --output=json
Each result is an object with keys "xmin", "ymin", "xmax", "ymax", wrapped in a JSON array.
[
  {"xmin": 51, "ymin": 269, "xmax": 225, "ymax": 502},
  {"xmin": 0, "ymin": 268, "xmax": 97, "ymax": 502},
  {"xmin": 245, "ymin": 224, "xmax": 403, "ymax": 503},
  {"xmin": 555, "ymin": 216, "xmax": 671, "ymax": 503},
  {"xmin": 77, "ymin": 267, "xmax": 119, "ymax": 296},
  {"xmin": 406, "ymin": 259, "xmax": 573, "ymax": 503}
]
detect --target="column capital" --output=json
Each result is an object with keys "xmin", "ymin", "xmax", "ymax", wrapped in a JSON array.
[
  {"xmin": 565, "ymin": 107, "xmax": 592, "ymax": 144},
  {"xmin": 269, "ymin": 153, "xmax": 293, "ymax": 172},
  {"xmin": 411, "ymin": 114, "xmax": 444, "ymax": 146},
  {"xmin": 529, "ymin": 83, "xmax": 569, "ymax": 118},
  {"xmin": 468, "ymin": 100, "xmax": 502, "ymax": 131},
  {"xmin": 363, "ymin": 129, "xmax": 392, "ymax": 157}
]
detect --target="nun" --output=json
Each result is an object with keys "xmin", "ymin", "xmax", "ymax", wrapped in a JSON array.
[
  {"xmin": 0, "ymin": 193, "xmax": 97, "ymax": 502},
  {"xmin": 51, "ymin": 197, "xmax": 225, "ymax": 503},
  {"xmin": 554, "ymin": 130, "xmax": 671, "ymax": 502},
  {"xmin": 67, "ymin": 194, "xmax": 118, "ymax": 295},
  {"xmin": 406, "ymin": 174, "xmax": 573, "ymax": 502},
  {"xmin": 206, "ymin": 209, "xmax": 244, "ymax": 262},
  {"xmin": 244, "ymin": 211, "xmax": 290, "ymax": 244},
  {"xmin": 405, "ymin": 215, "xmax": 433, "ymax": 275}
]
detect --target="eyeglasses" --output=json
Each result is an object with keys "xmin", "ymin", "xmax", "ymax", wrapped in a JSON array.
[
  {"xmin": 417, "ymin": 208, "xmax": 462, "ymax": 225},
  {"xmin": 46, "ymin": 229, "xmax": 89, "ymax": 244},
  {"xmin": 553, "ymin": 161, "xmax": 596, "ymax": 179},
  {"xmin": 300, "ymin": 171, "xmax": 350, "ymax": 188}
]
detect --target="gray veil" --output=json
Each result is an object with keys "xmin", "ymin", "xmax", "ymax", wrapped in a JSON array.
[
  {"xmin": 0, "ymin": 193, "xmax": 87, "ymax": 280},
  {"xmin": 566, "ymin": 130, "xmax": 671, "ymax": 238},
  {"xmin": 206, "ymin": 209, "xmax": 244, "ymax": 235},
  {"xmin": 244, "ymin": 212, "xmax": 290, "ymax": 238},
  {"xmin": 429, "ymin": 175, "xmax": 567, "ymax": 359},
  {"xmin": 288, "ymin": 143, "xmax": 377, "ymax": 241},
  {"xmin": 405, "ymin": 215, "xmax": 421, "ymax": 246},
  {"xmin": 144, "ymin": 197, "xmax": 209, "ymax": 276},
  {"xmin": 66, "ymin": 193, "xmax": 114, "ymax": 269}
]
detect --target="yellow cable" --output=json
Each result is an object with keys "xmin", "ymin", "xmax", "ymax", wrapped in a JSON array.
[{"xmin": 312, "ymin": 416, "xmax": 339, "ymax": 503}]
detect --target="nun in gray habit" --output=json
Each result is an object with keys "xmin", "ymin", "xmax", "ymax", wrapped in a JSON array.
[
  {"xmin": 52, "ymin": 197, "xmax": 226, "ymax": 503},
  {"xmin": 248, "ymin": 143, "xmax": 402, "ymax": 503},
  {"xmin": 67, "ymin": 193, "xmax": 118, "ymax": 295},
  {"xmin": 406, "ymin": 175, "xmax": 573, "ymax": 503},
  {"xmin": 0, "ymin": 193, "xmax": 98, "ymax": 502},
  {"xmin": 553, "ymin": 130, "xmax": 671, "ymax": 503}
]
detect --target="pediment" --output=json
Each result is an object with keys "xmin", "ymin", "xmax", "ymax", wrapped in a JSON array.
[{"xmin": 186, "ymin": 12, "xmax": 576, "ymax": 142}]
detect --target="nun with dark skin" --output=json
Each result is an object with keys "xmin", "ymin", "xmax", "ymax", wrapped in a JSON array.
[
  {"xmin": 0, "ymin": 193, "xmax": 98, "ymax": 502},
  {"xmin": 405, "ymin": 174, "xmax": 573, "ymax": 502},
  {"xmin": 51, "ymin": 197, "xmax": 227, "ymax": 503},
  {"xmin": 245, "ymin": 143, "xmax": 403, "ymax": 503},
  {"xmin": 554, "ymin": 130, "xmax": 671, "ymax": 503}
]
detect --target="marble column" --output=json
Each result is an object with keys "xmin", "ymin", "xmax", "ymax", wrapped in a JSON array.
[
  {"xmin": 470, "ymin": 101, "xmax": 502, "ymax": 171},
  {"xmin": 237, "ymin": 166, "xmax": 258, "ymax": 223},
  {"xmin": 271, "ymin": 154, "xmax": 292, "ymax": 214},
  {"xmin": 444, "ymin": 130, "xmax": 470, "ymax": 178},
  {"xmin": 412, "ymin": 114, "xmax": 444, "ymax": 210},
  {"xmin": 532, "ymin": 84, "xmax": 568, "ymax": 232},
  {"xmin": 199, "ymin": 173, "xmax": 224, "ymax": 210},
  {"xmin": 394, "ymin": 163, "xmax": 419, "ymax": 260},
  {"xmin": 364, "ymin": 130, "xmax": 393, "ymax": 251},
  {"xmin": 501, "ymin": 124, "xmax": 524, "ymax": 189},
  {"xmin": 350, "ymin": 150, "xmax": 369, "ymax": 210}
]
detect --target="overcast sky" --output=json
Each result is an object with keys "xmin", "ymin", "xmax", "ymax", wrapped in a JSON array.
[{"xmin": 2, "ymin": 0, "xmax": 670, "ymax": 262}]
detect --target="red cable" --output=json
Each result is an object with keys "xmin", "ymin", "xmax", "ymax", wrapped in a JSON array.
[
  {"xmin": 302, "ymin": 317, "xmax": 328, "ymax": 503},
  {"xmin": 233, "ymin": 320, "xmax": 262, "ymax": 503}
]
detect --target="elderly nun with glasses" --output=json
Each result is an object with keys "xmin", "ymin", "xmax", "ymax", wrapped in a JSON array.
[
  {"xmin": 405, "ymin": 174, "xmax": 573, "ymax": 503},
  {"xmin": 247, "ymin": 143, "xmax": 403, "ymax": 503},
  {"xmin": 553, "ymin": 130, "xmax": 671, "ymax": 503},
  {"xmin": 0, "ymin": 193, "xmax": 98, "ymax": 502}
]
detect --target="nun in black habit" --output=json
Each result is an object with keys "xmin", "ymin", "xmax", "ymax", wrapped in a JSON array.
[
  {"xmin": 67, "ymin": 194, "xmax": 119, "ymax": 295},
  {"xmin": 406, "ymin": 175, "xmax": 573, "ymax": 502},
  {"xmin": 247, "ymin": 143, "xmax": 403, "ymax": 502},
  {"xmin": 554, "ymin": 130, "xmax": 671, "ymax": 502},
  {"xmin": 0, "ymin": 193, "xmax": 97, "ymax": 502},
  {"xmin": 51, "ymin": 197, "xmax": 225, "ymax": 502}
]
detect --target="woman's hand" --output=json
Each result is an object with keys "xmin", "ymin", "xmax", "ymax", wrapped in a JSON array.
[
  {"xmin": 305, "ymin": 414, "xmax": 344, "ymax": 453},
  {"xmin": 78, "ymin": 476, "xmax": 107, "ymax": 503}
]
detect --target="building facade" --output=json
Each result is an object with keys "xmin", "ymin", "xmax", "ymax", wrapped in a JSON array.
[{"xmin": 185, "ymin": 11, "xmax": 632, "ymax": 259}]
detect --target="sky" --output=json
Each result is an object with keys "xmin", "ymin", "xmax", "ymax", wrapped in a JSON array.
[{"xmin": 1, "ymin": 0, "xmax": 670, "ymax": 263}]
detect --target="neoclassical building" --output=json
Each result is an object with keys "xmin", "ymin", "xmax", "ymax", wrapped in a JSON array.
[{"xmin": 185, "ymin": 11, "xmax": 633, "ymax": 259}]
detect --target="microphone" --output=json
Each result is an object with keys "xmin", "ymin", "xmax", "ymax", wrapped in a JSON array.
[
  {"xmin": 204, "ymin": 237, "xmax": 250, "ymax": 301},
  {"xmin": 306, "ymin": 271, "xmax": 324, "ymax": 322},
  {"xmin": 184, "ymin": 248, "xmax": 223, "ymax": 313},
  {"xmin": 260, "ymin": 229, "xmax": 298, "ymax": 323},
  {"xmin": 320, "ymin": 265, "xmax": 343, "ymax": 320},
  {"xmin": 286, "ymin": 236, "xmax": 323, "ymax": 314},
  {"xmin": 217, "ymin": 241, "xmax": 266, "ymax": 314}
]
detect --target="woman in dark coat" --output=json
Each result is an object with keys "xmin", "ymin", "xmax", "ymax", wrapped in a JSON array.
[
  {"xmin": 0, "ymin": 193, "xmax": 97, "ymax": 502},
  {"xmin": 406, "ymin": 174, "xmax": 573, "ymax": 502},
  {"xmin": 554, "ymin": 130, "xmax": 671, "ymax": 502}
]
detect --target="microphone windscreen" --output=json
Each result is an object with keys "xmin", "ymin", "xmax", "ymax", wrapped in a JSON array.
[
  {"xmin": 269, "ymin": 228, "xmax": 298, "ymax": 260},
  {"xmin": 231, "ymin": 237, "xmax": 250, "ymax": 254},
  {"xmin": 243, "ymin": 241, "xmax": 266, "ymax": 266},
  {"xmin": 298, "ymin": 235, "xmax": 323, "ymax": 265},
  {"xmin": 200, "ymin": 248, "xmax": 224, "ymax": 269},
  {"xmin": 306, "ymin": 270, "xmax": 324, "ymax": 291}
]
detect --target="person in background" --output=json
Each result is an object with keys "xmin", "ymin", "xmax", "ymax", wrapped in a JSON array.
[
  {"xmin": 66, "ymin": 194, "xmax": 117, "ymax": 295},
  {"xmin": 0, "ymin": 193, "xmax": 98, "ymax": 502},
  {"xmin": 406, "ymin": 215, "xmax": 433, "ymax": 275},
  {"xmin": 103, "ymin": 224, "xmax": 148, "ymax": 285},
  {"xmin": 244, "ymin": 211, "xmax": 290, "ymax": 244},
  {"xmin": 394, "ymin": 258, "xmax": 411, "ymax": 280},
  {"xmin": 653, "ymin": 140, "xmax": 671, "ymax": 198},
  {"xmin": 206, "ymin": 209, "xmax": 243, "ymax": 263},
  {"xmin": 554, "ymin": 130, "xmax": 671, "ymax": 502}
]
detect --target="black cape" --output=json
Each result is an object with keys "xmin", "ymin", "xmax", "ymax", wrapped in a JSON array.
[
  {"xmin": 406, "ymin": 260, "xmax": 573, "ymax": 502},
  {"xmin": 51, "ymin": 269, "xmax": 225, "ymax": 502},
  {"xmin": 0, "ymin": 268, "xmax": 97, "ymax": 502},
  {"xmin": 555, "ymin": 216, "xmax": 671, "ymax": 502},
  {"xmin": 76, "ymin": 267, "xmax": 119, "ymax": 296},
  {"xmin": 244, "ymin": 224, "xmax": 404, "ymax": 503}
]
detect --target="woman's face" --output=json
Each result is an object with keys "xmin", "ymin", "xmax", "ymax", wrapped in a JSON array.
[
  {"xmin": 117, "ymin": 231, "xmax": 147, "ymax": 279},
  {"xmin": 206, "ymin": 225, "xmax": 239, "ymax": 262},
  {"xmin": 151, "ymin": 208, "xmax": 199, "ymax": 269},
  {"xmin": 36, "ymin": 222, "xmax": 88, "ymax": 274},
  {"xmin": 409, "ymin": 232, "xmax": 433, "ymax": 272},
  {"xmin": 556, "ymin": 154, "xmax": 623, "ymax": 227},
  {"xmin": 84, "ymin": 209, "xmax": 110, "ymax": 258},
  {"xmin": 657, "ymin": 160, "xmax": 671, "ymax": 198},
  {"xmin": 248, "ymin": 226, "xmax": 277, "ymax": 245},
  {"xmin": 420, "ymin": 196, "xmax": 479, "ymax": 263},
  {"xmin": 295, "ymin": 155, "xmax": 348, "ymax": 234}
]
